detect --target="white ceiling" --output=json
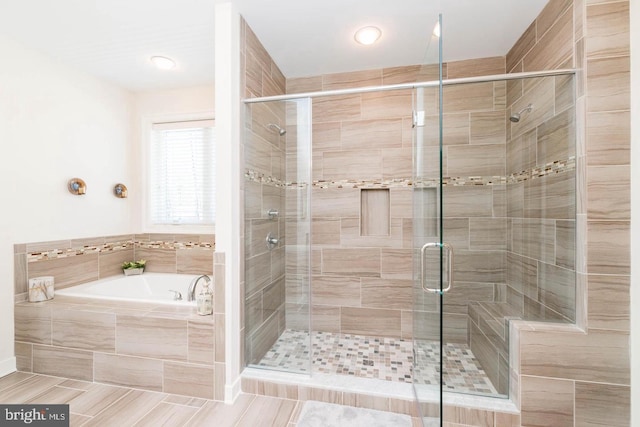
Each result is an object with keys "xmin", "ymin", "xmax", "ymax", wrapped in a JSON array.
[{"xmin": 0, "ymin": 0, "xmax": 549, "ymax": 92}]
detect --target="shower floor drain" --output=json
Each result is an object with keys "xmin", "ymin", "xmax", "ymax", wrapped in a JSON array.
[{"xmin": 256, "ymin": 329, "xmax": 498, "ymax": 396}]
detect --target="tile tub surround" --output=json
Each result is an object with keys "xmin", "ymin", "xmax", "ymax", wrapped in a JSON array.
[
  {"xmin": 14, "ymin": 233, "xmax": 215, "ymax": 300},
  {"xmin": 14, "ymin": 294, "xmax": 222, "ymax": 400}
]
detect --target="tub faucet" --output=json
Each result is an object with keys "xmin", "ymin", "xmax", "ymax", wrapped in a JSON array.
[{"xmin": 188, "ymin": 274, "xmax": 211, "ymax": 302}]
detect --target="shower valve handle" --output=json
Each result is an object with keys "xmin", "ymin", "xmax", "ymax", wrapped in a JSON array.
[{"xmin": 266, "ymin": 233, "xmax": 279, "ymax": 250}]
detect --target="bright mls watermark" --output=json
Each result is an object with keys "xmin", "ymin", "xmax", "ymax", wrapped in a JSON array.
[{"xmin": 1, "ymin": 405, "xmax": 69, "ymax": 426}]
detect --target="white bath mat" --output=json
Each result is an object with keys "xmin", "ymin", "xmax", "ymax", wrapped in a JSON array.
[{"xmin": 296, "ymin": 401, "xmax": 412, "ymax": 427}]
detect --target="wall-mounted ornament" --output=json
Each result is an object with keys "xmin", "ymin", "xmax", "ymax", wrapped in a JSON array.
[
  {"xmin": 114, "ymin": 183, "xmax": 128, "ymax": 198},
  {"xmin": 67, "ymin": 178, "xmax": 86, "ymax": 195}
]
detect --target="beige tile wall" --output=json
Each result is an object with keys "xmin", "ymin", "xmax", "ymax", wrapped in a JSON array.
[
  {"xmin": 505, "ymin": 0, "xmax": 630, "ymax": 425},
  {"xmin": 241, "ymin": 17, "xmax": 289, "ymax": 366},
  {"xmin": 15, "ymin": 296, "xmax": 221, "ymax": 400},
  {"xmin": 14, "ymin": 233, "xmax": 215, "ymax": 299}
]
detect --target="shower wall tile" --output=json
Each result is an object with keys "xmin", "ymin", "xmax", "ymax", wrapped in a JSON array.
[
  {"xmin": 538, "ymin": 262, "xmax": 576, "ymax": 320},
  {"xmin": 454, "ymin": 250, "xmax": 505, "ymax": 284},
  {"xmin": 523, "ymin": 7, "xmax": 573, "ymax": 72},
  {"xmin": 380, "ymin": 249, "xmax": 412, "ymax": 280},
  {"xmin": 361, "ymin": 278, "xmax": 412, "ymax": 310},
  {"xmin": 381, "ymin": 65, "xmax": 422, "ymax": 85},
  {"xmin": 443, "ymin": 82, "xmax": 494, "ymax": 112},
  {"xmin": 340, "ymin": 118, "xmax": 403, "ymax": 150},
  {"xmin": 311, "ymin": 305, "xmax": 340, "ymax": 333},
  {"xmin": 469, "ymin": 218, "xmax": 507, "ymax": 250},
  {"xmin": 469, "ymin": 111, "xmax": 507, "ymax": 145},
  {"xmin": 523, "ymin": 173, "xmax": 575, "ymax": 219},
  {"xmin": 312, "ymin": 95, "xmax": 361, "ymax": 122},
  {"xmin": 311, "ymin": 188, "xmax": 360, "ymax": 217},
  {"xmin": 311, "ymin": 276, "xmax": 360, "ymax": 307},
  {"xmin": 14, "ymin": 252, "xmax": 27, "ymax": 295},
  {"xmin": 506, "ymin": 21, "xmax": 536, "ymax": 73},
  {"xmin": 506, "ymin": 128, "xmax": 536, "ymax": 175},
  {"xmin": 575, "ymin": 382, "xmax": 630, "ymax": 427},
  {"xmin": 586, "ymin": 55, "xmax": 630, "ymax": 113},
  {"xmin": 361, "ymin": 90, "xmax": 412, "ymax": 119},
  {"xmin": 495, "ymin": 81, "xmax": 507, "ymax": 110},
  {"xmin": 322, "ymin": 69, "xmax": 382, "ymax": 90},
  {"xmin": 586, "ymin": 111, "xmax": 630, "ymax": 166},
  {"xmin": 340, "ymin": 218, "xmax": 402, "ymax": 249},
  {"xmin": 286, "ymin": 76, "xmax": 322, "ymax": 94},
  {"xmin": 447, "ymin": 144, "xmax": 505, "ymax": 176},
  {"xmin": 587, "ymin": 273, "xmax": 629, "ymax": 331},
  {"xmin": 536, "ymin": 107, "xmax": 575, "ymax": 165},
  {"xmin": 586, "ymin": 1, "xmax": 630, "ymax": 59},
  {"xmin": 443, "ymin": 218, "xmax": 470, "ymax": 250},
  {"xmin": 446, "ymin": 56, "xmax": 505, "ymax": 79},
  {"xmin": 341, "ymin": 307, "xmax": 401, "ymax": 338},
  {"xmin": 443, "ymin": 186, "xmax": 494, "ymax": 218},
  {"xmin": 586, "ymin": 165, "xmax": 630, "ymax": 220},
  {"xmin": 555, "ymin": 220, "xmax": 576, "ymax": 269},
  {"xmin": 520, "ymin": 375, "xmax": 574, "ymax": 427},
  {"xmin": 443, "ymin": 282, "xmax": 495, "ymax": 314},
  {"xmin": 321, "ymin": 248, "xmax": 380, "ymax": 277},
  {"xmin": 382, "ymin": 148, "xmax": 412, "ymax": 179},
  {"xmin": 322, "ymin": 150, "xmax": 382, "ymax": 180},
  {"xmin": 537, "ymin": 0, "xmax": 573, "ymax": 37},
  {"xmin": 586, "ymin": 220, "xmax": 630, "ymax": 274}
]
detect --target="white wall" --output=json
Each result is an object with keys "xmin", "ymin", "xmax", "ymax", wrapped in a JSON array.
[
  {"xmin": 132, "ymin": 85, "xmax": 215, "ymax": 232},
  {"xmin": 630, "ymin": 0, "xmax": 639, "ymax": 421},
  {"xmin": 0, "ymin": 34, "xmax": 135, "ymax": 374}
]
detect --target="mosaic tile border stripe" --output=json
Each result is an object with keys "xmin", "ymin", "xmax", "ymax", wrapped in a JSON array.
[
  {"xmin": 26, "ymin": 239, "xmax": 214, "ymax": 262},
  {"xmin": 245, "ymin": 157, "xmax": 575, "ymax": 190}
]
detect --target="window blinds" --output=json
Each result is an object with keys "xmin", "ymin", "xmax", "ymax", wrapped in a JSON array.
[{"xmin": 150, "ymin": 120, "xmax": 215, "ymax": 225}]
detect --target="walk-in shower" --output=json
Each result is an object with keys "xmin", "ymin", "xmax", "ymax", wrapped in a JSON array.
[{"xmin": 242, "ymin": 65, "xmax": 576, "ymax": 421}]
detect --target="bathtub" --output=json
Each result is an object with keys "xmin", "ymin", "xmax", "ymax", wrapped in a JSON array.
[{"xmin": 56, "ymin": 273, "xmax": 206, "ymax": 305}]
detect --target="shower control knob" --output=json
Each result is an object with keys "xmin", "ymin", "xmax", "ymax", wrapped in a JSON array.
[{"xmin": 266, "ymin": 233, "xmax": 279, "ymax": 250}]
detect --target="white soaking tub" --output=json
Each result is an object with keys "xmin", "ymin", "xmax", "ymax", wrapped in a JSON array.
[{"xmin": 56, "ymin": 273, "xmax": 207, "ymax": 305}]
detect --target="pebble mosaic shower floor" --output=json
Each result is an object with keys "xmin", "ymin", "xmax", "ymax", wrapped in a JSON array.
[{"xmin": 257, "ymin": 329, "xmax": 498, "ymax": 395}]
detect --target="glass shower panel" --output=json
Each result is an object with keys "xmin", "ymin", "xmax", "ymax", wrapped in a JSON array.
[{"xmin": 243, "ymin": 97, "xmax": 312, "ymax": 374}]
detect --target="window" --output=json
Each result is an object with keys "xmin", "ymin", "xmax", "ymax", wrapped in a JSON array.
[{"xmin": 149, "ymin": 119, "xmax": 215, "ymax": 226}]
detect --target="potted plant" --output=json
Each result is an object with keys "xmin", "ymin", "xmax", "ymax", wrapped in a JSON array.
[{"xmin": 122, "ymin": 259, "xmax": 146, "ymax": 276}]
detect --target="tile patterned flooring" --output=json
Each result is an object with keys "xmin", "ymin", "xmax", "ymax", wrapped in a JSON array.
[
  {"xmin": 0, "ymin": 371, "xmax": 424, "ymax": 427},
  {"xmin": 257, "ymin": 330, "xmax": 498, "ymax": 396}
]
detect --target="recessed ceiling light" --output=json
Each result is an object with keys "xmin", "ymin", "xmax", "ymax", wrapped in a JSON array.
[
  {"xmin": 354, "ymin": 26, "xmax": 382, "ymax": 46},
  {"xmin": 150, "ymin": 56, "xmax": 176, "ymax": 70}
]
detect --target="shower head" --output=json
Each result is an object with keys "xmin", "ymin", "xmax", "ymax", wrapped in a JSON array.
[
  {"xmin": 266, "ymin": 123, "xmax": 286, "ymax": 136},
  {"xmin": 509, "ymin": 104, "xmax": 533, "ymax": 123}
]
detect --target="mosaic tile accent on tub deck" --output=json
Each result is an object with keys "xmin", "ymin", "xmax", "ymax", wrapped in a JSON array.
[
  {"xmin": 257, "ymin": 329, "xmax": 498, "ymax": 395},
  {"xmin": 244, "ymin": 156, "xmax": 575, "ymax": 190}
]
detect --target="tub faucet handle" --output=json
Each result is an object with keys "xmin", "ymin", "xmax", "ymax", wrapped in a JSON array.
[{"xmin": 169, "ymin": 290, "xmax": 183, "ymax": 301}]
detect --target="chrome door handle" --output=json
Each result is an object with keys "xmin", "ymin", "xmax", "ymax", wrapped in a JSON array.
[{"xmin": 420, "ymin": 242, "xmax": 454, "ymax": 294}]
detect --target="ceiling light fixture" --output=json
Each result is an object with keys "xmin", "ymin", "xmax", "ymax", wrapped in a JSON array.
[
  {"xmin": 150, "ymin": 56, "xmax": 176, "ymax": 70},
  {"xmin": 354, "ymin": 26, "xmax": 382, "ymax": 45}
]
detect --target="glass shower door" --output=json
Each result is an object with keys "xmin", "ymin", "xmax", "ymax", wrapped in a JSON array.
[{"xmin": 412, "ymin": 13, "xmax": 447, "ymax": 427}]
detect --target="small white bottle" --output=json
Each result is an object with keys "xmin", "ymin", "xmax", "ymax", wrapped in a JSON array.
[{"xmin": 197, "ymin": 283, "xmax": 213, "ymax": 316}]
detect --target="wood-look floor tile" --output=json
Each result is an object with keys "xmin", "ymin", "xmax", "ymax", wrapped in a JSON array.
[
  {"xmin": 0, "ymin": 371, "xmax": 34, "ymax": 392},
  {"xmin": 83, "ymin": 389, "xmax": 166, "ymax": 427},
  {"xmin": 163, "ymin": 394, "xmax": 208, "ymax": 408},
  {"xmin": 70, "ymin": 413, "xmax": 91, "ymax": 427},
  {"xmin": 186, "ymin": 394, "xmax": 255, "ymax": 427},
  {"xmin": 237, "ymin": 395, "xmax": 297, "ymax": 427},
  {"xmin": 66, "ymin": 383, "xmax": 131, "ymax": 417},
  {"xmin": 132, "ymin": 402, "xmax": 199, "ymax": 427},
  {"xmin": 27, "ymin": 385, "xmax": 85, "ymax": 404},
  {"xmin": 0, "ymin": 375, "xmax": 64, "ymax": 403}
]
